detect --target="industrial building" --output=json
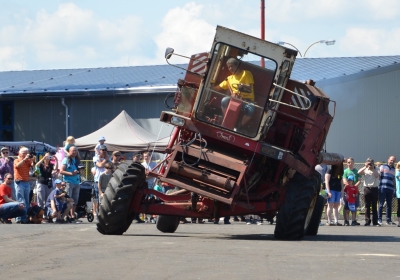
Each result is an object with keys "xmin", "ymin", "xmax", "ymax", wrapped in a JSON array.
[{"xmin": 0, "ymin": 55, "xmax": 399, "ymax": 161}]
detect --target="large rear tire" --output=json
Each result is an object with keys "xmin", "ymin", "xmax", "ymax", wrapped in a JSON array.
[
  {"xmin": 274, "ymin": 172, "xmax": 320, "ymax": 240},
  {"xmin": 306, "ymin": 195, "xmax": 325, "ymax": 236},
  {"xmin": 97, "ymin": 162, "xmax": 146, "ymax": 235}
]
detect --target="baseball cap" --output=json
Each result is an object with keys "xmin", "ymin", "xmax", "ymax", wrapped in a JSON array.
[
  {"xmin": 1, "ymin": 147, "xmax": 8, "ymax": 152},
  {"xmin": 99, "ymin": 144, "xmax": 107, "ymax": 150},
  {"xmin": 54, "ymin": 179, "xmax": 62, "ymax": 184},
  {"xmin": 347, "ymin": 175, "xmax": 354, "ymax": 181},
  {"xmin": 366, "ymin": 157, "xmax": 374, "ymax": 163},
  {"xmin": 98, "ymin": 136, "xmax": 106, "ymax": 141},
  {"xmin": 112, "ymin": 151, "xmax": 121, "ymax": 156}
]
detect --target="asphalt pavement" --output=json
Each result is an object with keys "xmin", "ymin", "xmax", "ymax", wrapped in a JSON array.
[{"xmin": 1, "ymin": 219, "xmax": 399, "ymax": 280}]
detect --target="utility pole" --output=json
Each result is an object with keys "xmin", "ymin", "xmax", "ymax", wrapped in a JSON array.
[{"xmin": 260, "ymin": 0, "xmax": 265, "ymax": 67}]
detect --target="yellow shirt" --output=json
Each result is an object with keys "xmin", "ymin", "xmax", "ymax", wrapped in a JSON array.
[{"xmin": 219, "ymin": 70, "xmax": 254, "ymax": 101}]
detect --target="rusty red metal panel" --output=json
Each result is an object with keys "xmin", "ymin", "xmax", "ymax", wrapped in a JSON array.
[{"xmin": 183, "ymin": 52, "xmax": 208, "ymax": 84}]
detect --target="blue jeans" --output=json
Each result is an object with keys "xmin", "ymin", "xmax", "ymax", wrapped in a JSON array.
[
  {"xmin": 36, "ymin": 183, "xmax": 53, "ymax": 208},
  {"xmin": 378, "ymin": 188, "xmax": 394, "ymax": 222},
  {"xmin": 221, "ymin": 97, "xmax": 255, "ymax": 117},
  {"xmin": 0, "ymin": 202, "xmax": 27, "ymax": 219},
  {"xmin": 65, "ymin": 182, "xmax": 80, "ymax": 205},
  {"xmin": 14, "ymin": 180, "xmax": 30, "ymax": 221},
  {"xmin": 327, "ymin": 190, "xmax": 341, "ymax": 203}
]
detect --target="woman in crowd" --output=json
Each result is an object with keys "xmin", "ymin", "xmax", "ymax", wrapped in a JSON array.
[
  {"xmin": 325, "ymin": 163, "xmax": 344, "ymax": 226},
  {"xmin": 35, "ymin": 152, "xmax": 58, "ymax": 221}
]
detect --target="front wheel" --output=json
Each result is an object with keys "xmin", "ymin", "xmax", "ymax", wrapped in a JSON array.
[
  {"xmin": 97, "ymin": 162, "xmax": 146, "ymax": 235},
  {"xmin": 306, "ymin": 195, "xmax": 325, "ymax": 235},
  {"xmin": 274, "ymin": 172, "xmax": 320, "ymax": 240}
]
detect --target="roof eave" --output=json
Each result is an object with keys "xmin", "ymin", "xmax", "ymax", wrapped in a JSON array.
[{"xmin": 0, "ymin": 85, "xmax": 177, "ymax": 99}]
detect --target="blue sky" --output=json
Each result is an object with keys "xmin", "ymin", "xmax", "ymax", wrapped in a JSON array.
[{"xmin": 1, "ymin": 0, "xmax": 399, "ymax": 71}]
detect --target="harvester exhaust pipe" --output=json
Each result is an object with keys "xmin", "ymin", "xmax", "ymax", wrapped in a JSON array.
[{"xmin": 317, "ymin": 152, "xmax": 344, "ymax": 166}]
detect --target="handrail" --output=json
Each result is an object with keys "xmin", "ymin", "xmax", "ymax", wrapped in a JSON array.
[{"xmin": 269, "ymin": 83, "xmax": 312, "ymax": 111}]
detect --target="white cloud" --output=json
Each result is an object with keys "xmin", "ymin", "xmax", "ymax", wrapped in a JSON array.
[
  {"xmin": 341, "ymin": 27, "xmax": 400, "ymax": 56},
  {"xmin": 0, "ymin": 3, "xmax": 145, "ymax": 70},
  {"xmin": 154, "ymin": 3, "xmax": 215, "ymax": 64},
  {"xmin": 1, "ymin": 0, "xmax": 399, "ymax": 71},
  {"xmin": 364, "ymin": 0, "xmax": 400, "ymax": 20},
  {"xmin": 0, "ymin": 46, "xmax": 25, "ymax": 70}
]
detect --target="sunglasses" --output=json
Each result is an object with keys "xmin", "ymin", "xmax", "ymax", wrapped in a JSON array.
[
  {"xmin": 105, "ymin": 167, "xmax": 112, "ymax": 169},
  {"xmin": 2, "ymin": 151, "xmax": 9, "ymax": 154},
  {"xmin": 61, "ymin": 184, "xmax": 66, "ymax": 186}
]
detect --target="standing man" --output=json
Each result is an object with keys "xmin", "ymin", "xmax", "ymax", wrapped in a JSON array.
[
  {"xmin": 377, "ymin": 155, "xmax": 397, "ymax": 226},
  {"xmin": 60, "ymin": 146, "xmax": 81, "ymax": 223},
  {"xmin": 342, "ymin": 157, "xmax": 361, "ymax": 226},
  {"xmin": 14, "ymin": 147, "xmax": 33, "ymax": 223},
  {"xmin": 93, "ymin": 145, "xmax": 109, "ymax": 219},
  {"xmin": 111, "ymin": 151, "xmax": 122, "ymax": 172},
  {"xmin": 358, "ymin": 158, "xmax": 380, "ymax": 226},
  {"xmin": 0, "ymin": 173, "xmax": 27, "ymax": 224},
  {"xmin": 142, "ymin": 151, "xmax": 156, "ymax": 189},
  {"xmin": 132, "ymin": 152, "xmax": 142, "ymax": 163},
  {"xmin": 0, "ymin": 147, "xmax": 15, "ymax": 199}
]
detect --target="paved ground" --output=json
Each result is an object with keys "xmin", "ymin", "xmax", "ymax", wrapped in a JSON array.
[{"xmin": 1, "ymin": 219, "xmax": 400, "ymax": 280}]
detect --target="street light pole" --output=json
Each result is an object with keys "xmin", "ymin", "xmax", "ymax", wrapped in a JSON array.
[
  {"xmin": 260, "ymin": 0, "xmax": 265, "ymax": 67},
  {"xmin": 277, "ymin": 40, "xmax": 335, "ymax": 57},
  {"xmin": 277, "ymin": 41, "xmax": 302, "ymax": 57},
  {"xmin": 303, "ymin": 40, "xmax": 336, "ymax": 57}
]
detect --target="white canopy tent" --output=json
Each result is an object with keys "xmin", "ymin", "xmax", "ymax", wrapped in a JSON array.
[{"xmin": 74, "ymin": 110, "xmax": 172, "ymax": 153}]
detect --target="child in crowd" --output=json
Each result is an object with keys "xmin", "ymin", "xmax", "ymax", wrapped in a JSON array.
[
  {"xmin": 344, "ymin": 175, "xmax": 359, "ymax": 226},
  {"xmin": 51, "ymin": 179, "xmax": 73, "ymax": 223},
  {"xmin": 94, "ymin": 136, "xmax": 106, "ymax": 157},
  {"xmin": 64, "ymin": 136, "xmax": 81, "ymax": 166},
  {"xmin": 98, "ymin": 162, "xmax": 113, "ymax": 202}
]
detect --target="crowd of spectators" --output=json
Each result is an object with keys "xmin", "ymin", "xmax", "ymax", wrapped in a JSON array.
[
  {"xmin": 2, "ymin": 138, "xmax": 399, "ymax": 228},
  {"xmin": 318, "ymin": 155, "xmax": 400, "ymax": 227}
]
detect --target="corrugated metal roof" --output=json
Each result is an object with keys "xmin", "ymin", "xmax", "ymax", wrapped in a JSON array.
[{"xmin": 0, "ymin": 56, "xmax": 399, "ymax": 96}]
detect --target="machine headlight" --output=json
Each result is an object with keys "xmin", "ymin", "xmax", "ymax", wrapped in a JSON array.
[{"xmin": 171, "ymin": 116, "xmax": 185, "ymax": 126}]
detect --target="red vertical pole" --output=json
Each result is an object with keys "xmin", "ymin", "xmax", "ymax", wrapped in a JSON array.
[{"xmin": 260, "ymin": 0, "xmax": 265, "ymax": 67}]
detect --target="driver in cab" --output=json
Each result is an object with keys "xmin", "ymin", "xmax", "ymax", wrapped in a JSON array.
[{"xmin": 214, "ymin": 57, "xmax": 255, "ymax": 130}]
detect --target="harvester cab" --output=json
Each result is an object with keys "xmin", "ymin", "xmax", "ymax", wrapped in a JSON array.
[{"xmin": 162, "ymin": 25, "xmax": 302, "ymax": 140}]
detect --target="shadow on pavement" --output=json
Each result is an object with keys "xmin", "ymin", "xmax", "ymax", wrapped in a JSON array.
[
  {"xmin": 217, "ymin": 234, "xmax": 400, "ymax": 242},
  {"xmin": 304, "ymin": 234, "xmax": 400, "ymax": 242}
]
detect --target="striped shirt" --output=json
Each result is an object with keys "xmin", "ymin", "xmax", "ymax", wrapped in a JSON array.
[
  {"xmin": 379, "ymin": 164, "xmax": 395, "ymax": 190},
  {"xmin": 14, "ymin": 158, "xmax": 32, "ymax": 181}
]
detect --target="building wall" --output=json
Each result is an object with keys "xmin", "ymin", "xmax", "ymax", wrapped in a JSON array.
[
  {"xmin": 317, "ymin": 64, "xmax": 400, "ymax": 162},
  {"xmin": 14, "ymin": 93, "xmax": 170, "ymax": 146}
]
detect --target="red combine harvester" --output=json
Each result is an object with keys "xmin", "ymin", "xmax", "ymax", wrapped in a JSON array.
[{"xmin": 97, "ymin": 26, "xmax": 343, "ymax": 240}]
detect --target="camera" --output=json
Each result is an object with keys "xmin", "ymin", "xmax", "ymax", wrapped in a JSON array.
[{"xmin": 28, "ymin": 154, "xmax": 33, "ymax": 159}]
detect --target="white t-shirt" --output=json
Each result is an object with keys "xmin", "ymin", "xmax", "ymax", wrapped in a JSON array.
[
  {"xmin": 142, "ymin": 161, "xmax": 157, "ymax": 188},
  {"xmin": 362, "ymin": 166, "xmax": 380, "ymax": 187}
]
